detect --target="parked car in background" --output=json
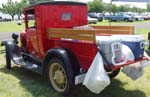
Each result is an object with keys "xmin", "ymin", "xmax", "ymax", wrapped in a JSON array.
[
  {"xmin": 88, "ymin": 16, "xmax": 98, "ymax": 24},
  {"xmin": 105, "ymin": 12, "xmax": 135, "ymax": 22},
  {"xmin": 0, "ymin": 16, "xmax": 11, "ymax": 22},
  {"xmin": 142, "ymin": 14, "xmax": 150, "ymax": 20},
  {"xmin": 3, "ymin": 18, "xmax": 11, "ymax": 22},
  {"xmin": 97, "ymin": 13, "xmax": 104, "ymax": 21},
  {"xmin": 134, "ymin": 14, "xmax": 144, "ymax": 21},
  {"xmin": 88, "ymin": 13, "xmax": 103, "ymax": 22},
  {"xmin": 0, "ymin": 17, "xmax": 2, "ymax": 22}
]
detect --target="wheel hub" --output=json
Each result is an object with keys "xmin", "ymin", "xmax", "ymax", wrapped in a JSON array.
[
  {"xmin": 49, "ymin": 62, "xmax": 67, "ymax": 92},
  {"xmin": 54, "ymin": 70, "xmax": 65, "ymax": 85}
]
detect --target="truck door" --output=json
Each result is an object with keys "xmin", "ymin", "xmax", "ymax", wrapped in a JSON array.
[
  {"xmin": 25, "ymin": 9, "xmax": 40, "ymax": 58},
  {"xmin": 117, "ymin": 13, "xmax": 122, "ymax": 21}
]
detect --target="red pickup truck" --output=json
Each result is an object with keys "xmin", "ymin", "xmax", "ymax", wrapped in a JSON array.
[{"xmin": 1, "ymin": 1, "xmax": 149, "ymax": 95}]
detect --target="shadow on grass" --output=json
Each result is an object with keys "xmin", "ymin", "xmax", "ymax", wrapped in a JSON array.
[{"xmin": 0, "ymin": 65, "xmax": 146, "ymax": 97}]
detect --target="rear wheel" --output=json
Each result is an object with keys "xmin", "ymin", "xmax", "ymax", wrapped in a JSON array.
[
  {"xmin": 48, "ymin": 58, "xmax": 71, "ymax": 95},
  {"xmin": 108, "ymin": 69, "xmax": 120, "ymax": 79}
]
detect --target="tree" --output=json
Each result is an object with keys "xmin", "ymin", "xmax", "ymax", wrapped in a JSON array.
[
  {"xmin": 29, "ymin": 0, "xmax": 53, "ymax": 5},
  {"xmin": 88, "ymin": 0, "xmax": 104, "ymax": 13},
  {"xmin": 147, "ymin": 3, "xmax": 150, "ymax": 12},
  {"xmin": 1, "ymin": 0, "xmax": 17, "ymax": 20},
  {"xmin": 111, "ymin": 4, "xmax": 118, "ymax": 14},
  {"xmin": 16, "ymin": 0, "xmax": 28, "ymax": 20},
  {"xmin": 118, "ymin": 5, "xmax": 130, "ymax": 12},
  {"xmin": 0, "ymin": 0, "xmax": 28, "ymax": 20}
]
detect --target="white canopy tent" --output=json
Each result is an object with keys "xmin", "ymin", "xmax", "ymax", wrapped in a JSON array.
[{"xmin": 112, "ymin": 0, "xmax": 150, "ymax": 2}]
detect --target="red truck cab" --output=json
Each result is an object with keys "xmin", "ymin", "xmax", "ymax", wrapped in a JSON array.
[{"xmin": 22, "ymin": 1, "xmax": 87, "ymax": 58}]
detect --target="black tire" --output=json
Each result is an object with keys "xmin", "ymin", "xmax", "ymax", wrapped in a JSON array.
[
  {"xmin": 136, "ymin": 18, "xmax": 138, "ymax": 21},
  {"xmin": 98, "ymin": 18, "xmax": 103, "ymax": 22},
  {"xmin": 108, "ymin": 69, "xmax": 120, "ymax": 79},
  {"xmin": 47, "ymin": 58, "xmax": 72, "ymax": 95},
  {"xmin": 124, "ymin": 18, "xmax": 129, "ymax": 22},
  {"xmin": 93, "ymin": 22, "xmax": 97, "ymax": 24},
  {"xmin": 6, "ymin": 49, "xmax": 11, "ymax": 69}
]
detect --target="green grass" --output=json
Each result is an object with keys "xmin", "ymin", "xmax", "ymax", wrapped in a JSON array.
[
  {"xmin": 135, "ymin": 28, "xmax": 149, "ymax": 40},
  {"xmin": 0, "ymin": 21, "xmax": 24, "ymax": 32},
  {"xmin": 0, "ymin": 21, "xmax": 150, "ymax": 97},
  {"xmin": 0, "ymin": 59, "xmax": 150, "ymax": 97}
]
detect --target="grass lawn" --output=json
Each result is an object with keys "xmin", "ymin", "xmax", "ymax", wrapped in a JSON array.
[
  {"xmin": 0, "ymin": 54, "xmax": 150, "ymax": 97},
  {"xmin": 0, "ymin": 21, "xmax": 150, "ymax": 97},
  {"xmin": 0, "ymin": 21, "xmax": 24, "ymax": 33}
]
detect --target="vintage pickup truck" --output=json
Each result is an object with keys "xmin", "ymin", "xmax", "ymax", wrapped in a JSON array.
[
  {"xmin": 105, "ymin": 12, "xmax": 135, "ymax": 22},
  {"xmin": 1, "ymin": 1, "xmax": 149, "ymax": 95}
]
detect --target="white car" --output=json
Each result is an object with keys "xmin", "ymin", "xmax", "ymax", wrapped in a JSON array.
[
  {"xmin": 134, "ymin": 14, "xmax": 144, "ymax": 21},
  {"xmin": 87, "ymin": 16, "xmax": 98, "ymax": 24}
]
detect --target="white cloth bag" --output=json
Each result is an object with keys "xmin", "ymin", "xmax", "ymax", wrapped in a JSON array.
[
  {"xmin": 122, "ymin": 51, "xmax": 150, "ymax": 80},
  {"xmin": 83, "ymin": 53, "xmax": 110, "ymax": 94},
  {"xmin": 122, "ymin": 63, "xmax": 143, "ymax": 80},
  {"xmin": 122, "ymin": 44, "xmax": 135, "ymax": 62}
]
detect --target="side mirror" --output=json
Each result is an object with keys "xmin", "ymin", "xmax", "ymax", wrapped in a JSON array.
[
  {"xmin": 17, "ymin": 20, "xmax": 22, "ymax": 25},
  {"xmin": 12, "ymin": 33, "xmax": 19, "ymax": 44}
]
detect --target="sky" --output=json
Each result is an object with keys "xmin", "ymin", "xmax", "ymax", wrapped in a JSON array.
[{"xmin": 0, "ymin": 0, "xmax": 147, "ymax": 8}]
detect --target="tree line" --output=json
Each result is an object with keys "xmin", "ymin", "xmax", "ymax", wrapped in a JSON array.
[
  {"xmin": 88, "ymin": 0, "xmax": 150, "ymax": 14},
  {"xmin": 0, "ymin": 0, "xmax": 53, "ymax": 20},
  {"xmin": 0, "ymin": 0, "xmax": 150, "ymax": 20}
]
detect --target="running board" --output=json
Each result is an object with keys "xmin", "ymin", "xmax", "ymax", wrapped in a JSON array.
[{"xmin": 12, "ymin": 53, "xmax": 43, "ymax": 75}]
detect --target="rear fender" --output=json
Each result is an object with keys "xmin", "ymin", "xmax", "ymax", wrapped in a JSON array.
[{"xmin": 43, "ymin": 48, "xmax": 78, "ymax": 84}]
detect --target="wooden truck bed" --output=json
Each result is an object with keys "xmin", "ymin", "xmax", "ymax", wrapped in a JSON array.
[
  {"xmin": 46, "ymin": 25, "xmax": 142, "ymax": 70},
  {"xmin": 47, "ymin": 26, "xmax": 134, "ymax": 42}
]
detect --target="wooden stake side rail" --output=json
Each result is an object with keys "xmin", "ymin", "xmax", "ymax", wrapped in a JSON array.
[
  {"xmin": 47, "ymin": 28, "xmax": 96, "ymax": 42},
  {"xmin": 47, "ymin": 26, "xmax": 134, "ymax": 42},
  {"xmin": 92, "ymin": 26, "xmax": 134, "ymax": 35}
]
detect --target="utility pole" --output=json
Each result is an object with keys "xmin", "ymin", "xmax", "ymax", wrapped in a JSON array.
[{"xmin": 109, "ymin": 0, "xmax": 112, "ymax": 26}]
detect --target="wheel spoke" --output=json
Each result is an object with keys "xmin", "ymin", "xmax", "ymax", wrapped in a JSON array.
[{"xmin": 49, "ymin": 60, "xmax": 68, "ymax": 92}]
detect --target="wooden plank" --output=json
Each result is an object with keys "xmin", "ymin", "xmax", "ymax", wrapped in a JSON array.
[
  {"xmin": 48, "ymin": 33, "xmax": 95, "ymax": 41},
  {"xmin": 95, "ymin": 29, "xmax": 133, "ymax": 35},
  {"xmin": 92, "ymin": 26, "xmax": 134, "ymax": 35},
  {"xmin": 92, "ymin": 26, "xmax": 134, "ymax": 31},
  {"xmin": 47, "ymin": 28, "xmax": 96, "ymax": 35},
  {"xmin": 47, "ymin": 28, "xmax": 96, "ymax": 42}
]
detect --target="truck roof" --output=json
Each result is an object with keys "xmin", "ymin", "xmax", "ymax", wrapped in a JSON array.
[{"xmin": 28, "ymin": 1, "xmax": 86, "ymax": 8}]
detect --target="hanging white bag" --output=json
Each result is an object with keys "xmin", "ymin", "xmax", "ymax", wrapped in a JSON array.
[
  {"xmin": 122, "ymin": 63, "xmax": 143, "ymax": 80},
  {"xmin": 83, "ymin": 53, "xmax": 110, "ymax": 94},
  {"xmin": 122, "ymin": 44, "xmax": 135, "ymax": 62}
]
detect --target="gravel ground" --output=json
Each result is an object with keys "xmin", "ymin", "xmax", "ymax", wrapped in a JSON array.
[
  {"xmin": 0, "ymin": 32, "xmax": 19, "ymax": 42},
  {"xmin": 117, "ymin": 22, "xmax": 150, "ymax": 29}
]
